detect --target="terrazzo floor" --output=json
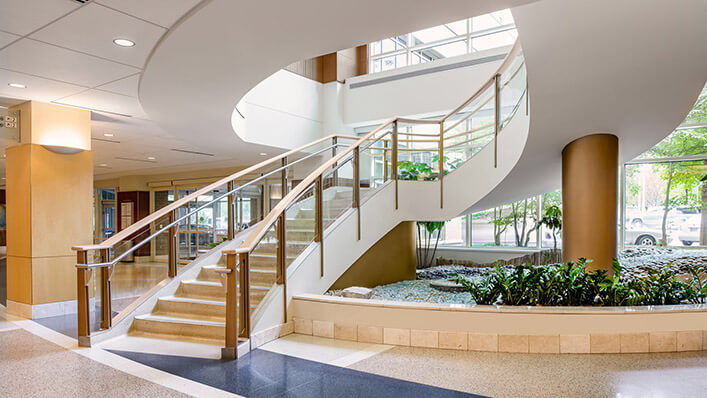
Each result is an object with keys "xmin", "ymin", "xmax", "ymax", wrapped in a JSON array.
[
  {"xmin": 348, "ymin": 345, "xmax": 707, "ymax": 398},
  {"xmin": 0, "ymin": 328, "xmax": 188, "ymax": 398}
]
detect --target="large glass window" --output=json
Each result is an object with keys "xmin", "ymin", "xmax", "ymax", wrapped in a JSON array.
[
  {"xmin": 369, "ymin": 10, "xmax": 517, "ymax": 74},
  {"xmin": 622, "ymin": 84, "xmax": 706, "ymax": 248}
]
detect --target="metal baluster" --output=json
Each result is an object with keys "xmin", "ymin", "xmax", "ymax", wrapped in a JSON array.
[
  {"xmin": 494, "ymin": 73, "xmax": 501, "ymax": 168},
  {"xmin": 100, "ymin": 248, "xmax": 113, "ymax": 330},
  {"xmin": 353, "ymin": 146, "xmax": 361, "ymax": 240}
]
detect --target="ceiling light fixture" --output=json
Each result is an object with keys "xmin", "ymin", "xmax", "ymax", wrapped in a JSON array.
[
  {"xmin": 99, "ymin": 163, "xmax": 108, "ymax": 167},
  {"xmin": 113, "ymin": 38, "xmax": 135, "ymax": 47},
  {"xmin": 259, "ymin": 152, "xmax": 267, "ymax": 156},
  {"xmin": 8, "ymin": 83, "xmax": 26, "ymax": 88},
  {"xmin": 103, "ymin": 132, "xmax": 114, "ymax": 137},
  {"xmin": 41, "ymin": 145, "xmax": 84, "ymax": 155},
  {"xmin": 147, "ymin": 156, "xmax": 156, "ymax": 160}
]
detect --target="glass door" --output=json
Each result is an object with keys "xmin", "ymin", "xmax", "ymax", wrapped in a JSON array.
[
  {"xmin": 151, "ymin": 189, "xmax": 174, "ymax": 261},
  {"xmin": 95, "ymin": 188, "xmax": 117, "ymax": 242}
]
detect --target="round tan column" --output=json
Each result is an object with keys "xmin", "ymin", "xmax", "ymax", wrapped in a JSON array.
[{"xmin": 562, "ymin": 134, "xmax": 618, "ymax": 272}]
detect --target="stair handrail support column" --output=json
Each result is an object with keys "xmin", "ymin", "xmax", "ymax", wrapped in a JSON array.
[
  {"xmin": 392, "ymin": 119, "xmax": 399, "ymax": 210},
  {"xmin": 439, "ymin": 121, "xmax": 444, "ymax": 208},
  {"xmin": 315, "ymin": 176, "xmax": 324, "ymax": 277},
  {"xmin": 99, "ymin": 248, "xmax": 113, "ymax": 330},
  {"xmin": 494, "ymin": 72, "xmax": 501, "ymax": 168},
  {"xmin": 76, "ymin": 249, "xmax": 92, "ymax": 347},
  {"xmin": 168, "ymin": 210, "xmax": 177, "ymax": 278},
  {"xmin": 222, "ymin": 251, "xmax": 239, "ymax": 359},
  {"xmin": 353, "ymin": 146, "xmax": 361, "ymax": 241},
  {"xmin": 227, "ymin": 180, "xmax": 236, "ymax": 241},
  {"xmin": 237, "ymin": 251, "xmax": 250, "ymax": 339}
]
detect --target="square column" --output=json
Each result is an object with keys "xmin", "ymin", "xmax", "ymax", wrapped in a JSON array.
[{"xmin": 6, "ymin": 101, "xmax": 93, "ymax": 318}]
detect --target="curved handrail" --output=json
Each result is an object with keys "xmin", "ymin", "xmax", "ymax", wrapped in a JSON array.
[
  {"xmin": 74, "ymin": 133, "xmax": 358, "ymax": 252},
  {"xmin": 232, "ymin": 40, "xmax": 523, "ymax": 255}
]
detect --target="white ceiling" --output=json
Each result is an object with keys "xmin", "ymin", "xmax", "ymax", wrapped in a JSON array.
[{"xmin": 0, "ymin": 0, "xmax": 201, "ymax": 178}]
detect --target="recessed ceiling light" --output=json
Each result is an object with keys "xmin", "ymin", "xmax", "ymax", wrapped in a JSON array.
[
  {"xmin": 8, "ymin": 83, "xmax": 26, "ymax": 88},
  {"xmin": 113, "ymin": 38, "xmax": 135, "ymax": 47},
  {"xmin": 99, "ymin": 163, "xmax": 108, "ymax": 167},
  {"xmin": 147, "ymin": 156, "xmax": 156, "ymax": 160},
  {"xmin": 103, "ymin": 132, "xmax": 114, "ymax": 137},
  {"xmin": 259, "ymin": 152, "xmax": 267, "ymax": 156}
]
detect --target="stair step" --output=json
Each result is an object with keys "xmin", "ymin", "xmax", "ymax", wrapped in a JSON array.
[
  {"xmin": 155, "ymin": 296, "xmax": 226, "ymax": 320},
  {"xmin": 178, "ymin": 280, "xmax": 224, "ymax": 299},
  {"xmin": 133, "ymin": 314, "xmax": 225, "ymax": 341}
]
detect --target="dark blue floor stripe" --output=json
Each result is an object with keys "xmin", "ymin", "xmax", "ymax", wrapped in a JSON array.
[{"xmin": 109, "ymin": 348, "xmax": 485, "ymax": 398}]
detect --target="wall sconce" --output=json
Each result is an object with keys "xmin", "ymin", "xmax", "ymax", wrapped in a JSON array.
[{"xmin": 41, "ymin": 145, "xmax": 85, "ymax": 155}]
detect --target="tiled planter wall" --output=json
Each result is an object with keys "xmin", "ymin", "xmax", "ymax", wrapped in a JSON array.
[{"xmin": 292, "ymin": 295, "xmax": 707, "ymax": 354}]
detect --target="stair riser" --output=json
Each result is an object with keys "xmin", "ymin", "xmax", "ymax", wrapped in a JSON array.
[
  {"xmin": 156, "ymin": 299, "xmax": 225, "ymax": 319},
  {"xmin": 133, "ymin": 318, "xmax": 224, "ymax": 341},
  {"xmin": 295, "ymin": 208, "xmax": 350, "ymax": 219},
  {"xmin": 178, "ymin": 282, "xmax": 225, "ymax": 299},
  {"xmin": 251, "ymin": 242, "xmax": 309, "ymax": 256},
  {"xmin": 251, "ymin": 270, "xmax": 277, "ymax": 285},
  {"xmin": 196, "ymin": 268, "xmax": 222, "ymax": 282}
]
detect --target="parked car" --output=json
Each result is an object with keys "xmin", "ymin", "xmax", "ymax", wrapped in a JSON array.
[
  {"xmin": 625, "ymin": 228, "xmax": 664, "ymax": 246},
  {"xmin": 677, "ymin": 216, "xmax": 701, "ymax": 246}
]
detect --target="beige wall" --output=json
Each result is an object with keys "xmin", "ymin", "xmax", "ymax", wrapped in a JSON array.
[
  {"xmin": 330, "ymin": 221, "xmax": 416, "ymax": 290},
  {"xmin": 14, "ymin": 101, "xmax": 91, "ymax": 150},
  {"xmin": 7, "ymin": 101, "xmax": 93, "ymax": 306},
  {"xmin": 94, "ymin": 165, "xmax": 250, "ymax": 192}
]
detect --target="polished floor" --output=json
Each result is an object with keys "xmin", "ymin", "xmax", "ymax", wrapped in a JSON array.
[
  {"xmin": 112, "ymin": 348, "xmax": 479, "ymax": 397},
  {"xmin": 1, "ymin": 306, "xmax": 706, "ymax": 397}
]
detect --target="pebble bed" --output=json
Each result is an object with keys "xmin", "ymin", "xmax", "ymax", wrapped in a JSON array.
[{"xmin": 326, "ymin": 248, "xmax": 706, "ymax": 305}]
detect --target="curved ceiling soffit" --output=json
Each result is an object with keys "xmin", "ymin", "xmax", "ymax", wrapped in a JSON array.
[
  {"xmin": 469, "ymin": 0, "xmax": 707, "ymax": 212},
  {"xmin": 138, "ymin": 0, "xmax": 536, "ymax": 164}
]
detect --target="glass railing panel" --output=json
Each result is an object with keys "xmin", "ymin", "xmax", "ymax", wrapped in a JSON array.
[
  {"xmin": 284, "ymin": 183, "xmax": 317, "ymax": 268},
  {"xmin": 441, "ymin": 76, "xmax": 497, "ymax": 172},
  {"xmin": 248, "ymin": 221, "xmax": 280, "ymax": 313},
  {"xmin": 499, "ymin": 55, "xmax": 526, "ymax": 128},
  {"xmin": 359, "ymin": 131, "xmax": 392, "ymax": 201},
  {"xmin": 322, "ymin": 157, "xmax": 354, "ymax": 231},
  {"xmin": 110, "ymin": 226, "xmax": 168, "ymax": 314},
  {"xmin": 396, "ymin": 121, "xmax": 440, "ymax": 180}
]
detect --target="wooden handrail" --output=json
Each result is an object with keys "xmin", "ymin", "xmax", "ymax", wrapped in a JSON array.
[{"xmin": 73, "ymin": 133, "xmax": 358, "ymax": 251}]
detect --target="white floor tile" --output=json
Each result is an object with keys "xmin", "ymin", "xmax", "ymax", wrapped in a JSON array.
[{"xmin": 259, "ymin": 334, "xmax": 393, "ymax": 367}]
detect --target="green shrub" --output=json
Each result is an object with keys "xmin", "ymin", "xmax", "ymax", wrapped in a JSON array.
[{"xmin": 450, "ymin": 260, "xmax": 706, "ymax": 307}]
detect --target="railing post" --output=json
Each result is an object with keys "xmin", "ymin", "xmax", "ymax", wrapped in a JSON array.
[
  {"xmin": 227, "ymin": 181, "xmax": 235, "ymax": 240},
  {"xmin": 315, "ymin": 176, "xmax": 323, "ymax": 277},
  {"xmin": 238, "ymin": 252, "xmax": 251, "ymax": 339},
  {"xmin": 392, "ymin": 120, "xmax": 399, "ymax": 210},
  {"xmin": 276, "ymin": 213, "xmax": 285, "ymax": 285},
  {"xmin": 332, "ymin": 137, "xmax": 338, "ymax": 186},
  {"xmin": 168, "ymin": 210, "xmax": 177, "ymax": 277},
  {"xmin": 439, "ymin": 121, "xmax": 444, "ymax": 208},
  {"xmin": 353, "ymin": 146, "xmax": 361, "ymax": 241},
  {"xmin": 99, "ymin": 248, "xmax": 113, "ymax": 330},
  {"xmin": 276, "ymin": 212, "xmax": 287, "ymax": 323},
  {"xmin": 281, "ymin": 156, "xmax": 288, "ymax": 200},
  {"xmin": 76, "ymin": 249, "xmax": 92, "ymax": 347},
  {"xmin": 237, "ymin": 190, "xmax": 243, "ymax": 232},
  {"xmin": 222, "ymin": 251, "xmax": 238, "ymax": 359},
  {"xmin": 494, "ymin": 73, "xmax": 501, "ymax": 168},
  {"xmin": 383, "ymin": 140, "xmax": 389, "ymax": 182}
]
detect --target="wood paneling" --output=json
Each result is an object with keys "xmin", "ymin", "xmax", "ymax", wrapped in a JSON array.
[
  {"xmin": 329, "ymin": 221, "xmax": 416, "ymax": 289},
  {"xmin": 562, "ymin": 134, "xmax": 618, "ymax": 272},
  {"xmin": 117, "ymin": 191, "xmax": 151, "ymax": 257}
]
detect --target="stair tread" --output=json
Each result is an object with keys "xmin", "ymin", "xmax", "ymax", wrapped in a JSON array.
[
  {"xmin": 158, "ymin": 295, "xmax": 225, "ymax": 306},
  {"xmin": 135, "ymin": 313, "xmax": 225, "ymax": 327}
]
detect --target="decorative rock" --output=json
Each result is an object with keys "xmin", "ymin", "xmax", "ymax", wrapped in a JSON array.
[
  {"xmin": 429, "ymin": 279, "xmax": 467, "ymax": 292},
  {"xmin": 342, "ymin": 286, "xmax": 373, "ymax": 299}
]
